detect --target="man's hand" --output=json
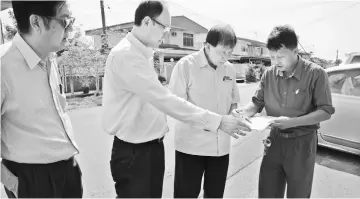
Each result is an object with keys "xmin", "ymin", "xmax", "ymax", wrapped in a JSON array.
[
  {"xmin": 218, "ymin": 115, "xmax": 252, "ymax": 139},
  {"xmin": 231, "ymin": 109, "xmax": 250, "ymax": 119},
  {"xmin": 269, "ymin": 116, "xmax": 297, "ymax": 130}
]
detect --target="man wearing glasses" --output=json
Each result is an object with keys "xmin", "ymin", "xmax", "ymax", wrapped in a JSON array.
[
  {"xmin": 169, "ymin": 24, "xmax": 240, "ymax": 198},
  {"xmin": 102, "ymin": 1, "xmax": 251, "ymax": 198},
  {"xmin": 1, "ymin": 1, "xmax": 82, "ymax": 198}
]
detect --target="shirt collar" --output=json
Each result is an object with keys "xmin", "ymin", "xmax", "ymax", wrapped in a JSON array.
[
  {"xmin": 126, "ymin": 33, "xmax": 154, "ymax": 59},
  {"xmin": 13, "ymin": 33, "xmax": 42, "ymax": 70},
  {"xmin": 195, "ymin": 47, "xmax": 227, "ymax": 69},
  {"xmin": 276, "ymin": 55, "xmax": 304, "ymax": 80}
]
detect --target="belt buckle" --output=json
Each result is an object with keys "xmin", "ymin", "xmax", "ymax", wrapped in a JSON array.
[{"xmin": 281, "ymin": 132, "xmax": 290, "ymax": 138}]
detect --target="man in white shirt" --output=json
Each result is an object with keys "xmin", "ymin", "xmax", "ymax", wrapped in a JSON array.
[
  {"xmin": 169, "ymin": 24, "xmax": 239, "ymax": 198},
  {"xmin": 102, "ymin": 1, "xmax": 251, "ymax": 198},
  {"xmin": 1, "ymin": 1, "xmax": 82, "ymax": 198}
]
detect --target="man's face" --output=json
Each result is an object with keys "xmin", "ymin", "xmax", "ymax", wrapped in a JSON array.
[
  {"xmin": 269, "ymin": 46, "xmax": 298, "ymax": 72},
  {"xmin": 143, "ymin": 8, "xmax": 171, "ymax": 48},
  {"xmin": 206, "ymin": 44, "xmax": 233, "ymax": 66},
  {"xmin": 40, "ymin": 2, "xmax": 74, "ymax": 52}
]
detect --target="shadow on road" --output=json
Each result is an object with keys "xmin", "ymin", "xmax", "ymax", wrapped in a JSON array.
[{"xmin": 316, "ymin": 146, "xmax": 360, "ymax": 177}]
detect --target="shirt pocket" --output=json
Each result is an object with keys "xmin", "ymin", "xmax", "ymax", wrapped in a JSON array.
[
  {"xmin": 222, "ymin": 80, "xmax": 233, "ymax": 96},
  {"xmin": 289, "ymin": 89, "xmax": 308, "ymax": 110}
]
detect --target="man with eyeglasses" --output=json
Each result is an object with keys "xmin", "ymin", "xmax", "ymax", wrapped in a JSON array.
[
  {"xmin": 168, "ymin": 24, "xmax": 240, "ymax": 198},
  {"xmin": 1, "ymin": 1, "xmax": 82, "ymax": 198},
  {"xmin": 102, "ymin": 1, "xmax": 251, "ymax": 198}
]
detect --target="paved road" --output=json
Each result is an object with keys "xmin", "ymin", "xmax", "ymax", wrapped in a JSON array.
[
  {"xmin": 2, "ymin": 106, "xmax": 359, "ymax": 198},
  {"xmin": 1, "ymin": 83, "xmax": 359, "ymax": 198}
]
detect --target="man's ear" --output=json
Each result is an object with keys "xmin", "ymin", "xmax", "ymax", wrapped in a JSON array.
[
  {"xmin": 142, "ymin": 16, "xmax": 151, "ymax": 26},
  {"xmin": 29, "ymin": 14, "xmax": 42, "ymax": 33},
  {"xmin": 293, "ymin": 48, "xmax": 299, "ymax": 56},
  {"xmin": 205, "ymin": 43, "xmax": 211, "ymax": 50}
]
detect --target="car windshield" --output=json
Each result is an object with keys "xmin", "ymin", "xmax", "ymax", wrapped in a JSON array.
[{"xmin": 328, "ymin": 69, "xmax": 360, "ymax": 97}]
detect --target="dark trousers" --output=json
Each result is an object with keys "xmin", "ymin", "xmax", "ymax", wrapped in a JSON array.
[
  {"xmin": 174, "ymin": 151, "xmax": 229, "ymax": 198},
  {"xmin": 110, "ymin": 136, "xmax": 165, "ymax": 198},
  {"xmin": 3, "ymin": 157, "xmax": 83, "ymax": 198},
  {"xmin": 258, "ymin": 131, "xmax": 317, "ymax": 198}
]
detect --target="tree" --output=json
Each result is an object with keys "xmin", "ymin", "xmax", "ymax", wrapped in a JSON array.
[
  {"xmin": 334, "ymin": 59, "xmax": 342, "ymax": 66},
  {"xmin": 153, "ymin": 51, "xmax": 161, "ymax": 75},
  {"xmin": 59, "ymin": 45, "xmax": 106, "ymax": 95},
  {"xmin": 3, "ymin": 10, "xmax": 17, "ymax": 41},
  {"xmin": 310, "ymin": 57, "xmax": 332, "ymax": 68}
]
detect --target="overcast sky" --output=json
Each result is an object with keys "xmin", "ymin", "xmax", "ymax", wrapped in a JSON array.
[{"xmin": 1, "ymin": 0, "xmax": 359, "ymax": 60}]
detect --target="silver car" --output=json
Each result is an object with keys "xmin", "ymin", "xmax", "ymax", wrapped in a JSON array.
[{"xmin": 317, "ymin": 63, "xmax": 360, "ymax": 155}]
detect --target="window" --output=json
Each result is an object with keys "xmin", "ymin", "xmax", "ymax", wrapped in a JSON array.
[
  {"xmin": 183, "ymin": 33, "xmax": 193, "ymax": 47},
  {"xmin": 328, "ymin": 69, "xmax": 360, "ymax": 97},
  {"xmin": 350, "ymin": 55, "xmax": 360, "ymax": 64},
  {"xmin": 171, "ymin": 32, "xmax": 177, "ymax": 37}
]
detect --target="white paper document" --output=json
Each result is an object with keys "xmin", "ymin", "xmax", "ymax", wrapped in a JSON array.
[{"xmin": 248, "ymin": 116, "xmax": 277, "ymax": 132}]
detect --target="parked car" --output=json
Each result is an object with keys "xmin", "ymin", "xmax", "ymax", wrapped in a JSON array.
[
  {"xmin": 317, "ymin": 63, "xmax": 360, "ymax": 155},
  {"xmin": 236, "ymin": 63, "xmax": 360, "ymax": 155},
  {"xmin": 341, "ymin": 52, "xmax": 360, "ymax": 65}
]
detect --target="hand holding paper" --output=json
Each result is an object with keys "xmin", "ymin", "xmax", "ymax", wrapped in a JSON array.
[
  {"xmin": 248, "ymin": 116, "xmax": 277, "ymax": 131},
  {"xmin": 268, "ymin": 116, "xmax": 297, "ymax": 130},
  {"xmin": 232, "ymin": 109, "xmax": 277, "ymax": 132}
]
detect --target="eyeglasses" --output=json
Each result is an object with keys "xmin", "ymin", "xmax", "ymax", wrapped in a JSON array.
[
  {"xmin": 212, "ymin": 46, "xmax": 233, "ymax": 58},
  {"xmin": 46, "ymin": 16, "xmax": 75, "ymax": 29},
  {"xmin": 151, "ymin": 18, "xmax": 170, "ymax": 33}
]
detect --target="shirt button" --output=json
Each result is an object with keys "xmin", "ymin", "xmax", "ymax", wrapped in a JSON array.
[
  {"xmin": 284, "ymin": 92, "xmax": 287, "ymax": 95},
  {"xmin": 282, "ymin": 104, "xmax": 285, "ymax": 107}
]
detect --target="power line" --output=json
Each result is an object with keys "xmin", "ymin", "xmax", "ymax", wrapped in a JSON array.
[
  {"xmin": 298, "ymin": 42, "xmax": 309, "ymax": 54},
  {"xmin": 303, "ymin": 2, "xmax": 360, "ymax": 26},
  {"xmin": 168, "ymin": 1, "xmax": 226, "ymax": 25}
]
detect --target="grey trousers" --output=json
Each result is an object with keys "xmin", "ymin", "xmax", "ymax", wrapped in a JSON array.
[{"xmin": 258, "ymin": 130, "xmax": 317, "ymax": 198}]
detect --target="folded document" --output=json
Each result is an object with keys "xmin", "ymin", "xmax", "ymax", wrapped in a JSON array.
[{"xmin": 248, "ymin": 116, "xmax": 277, "ymax": 132}]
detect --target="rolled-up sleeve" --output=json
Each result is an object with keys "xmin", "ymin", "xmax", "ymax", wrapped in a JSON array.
[
  {"xmin": 110, "ymin": 52, "xmax": 222, "ymax": 132},
  {"xmin": 313, "ymin": 69, "xmax": 335, "ymax": 115},
  {"xmin": 252, "ymin": 72, "xmax": 266, "ymax": 113}
]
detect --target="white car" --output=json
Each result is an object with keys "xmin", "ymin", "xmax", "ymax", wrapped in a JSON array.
[
  {"xmin": 317, "ymin": 63, "xmax": 360, "ymax": 155},
  {"xmin": 341, "ymin": 52, "xmax": 360, "ymax": 65}
]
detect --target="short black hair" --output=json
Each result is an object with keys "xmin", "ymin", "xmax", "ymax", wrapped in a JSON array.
[
  {"xmin": 134, "ymin": 1, "xmax": 164, "ymax": 26},
  {"xmin": 266, "ymin": 25, "xmax": 298, "ymax": 51},
  {"xmin": 12, "ymin": 1, "xmax": 67, "ymax": 34},
  {"xmin": 206, "ymin": 24, "xmax": 237, "ymax": 49}
]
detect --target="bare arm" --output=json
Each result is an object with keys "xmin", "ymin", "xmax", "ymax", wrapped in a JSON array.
[{"xmin": 228, "ymin": 103, "xmax": 238, "ymax": 115}]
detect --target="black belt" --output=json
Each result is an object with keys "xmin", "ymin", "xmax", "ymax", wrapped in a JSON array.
[
  {"xmin": 146, "ymin": 136, "xmax": 164, "ymax": 144},
  {"xmin": 115, "ymin": 136, "xmax": 164, "ymax": 145},
  {"xmin": 271, "ymin": 127, "xmax": 315, "ymax": 138}
]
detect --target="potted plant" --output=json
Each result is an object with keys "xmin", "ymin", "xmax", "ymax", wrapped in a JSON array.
[
  {"xmin": 79, "ymin": 76, "xmax": 91, "ymax": 94},
  {"xmin": 245, "ymin": 65, "xmax": 257, "ymax": 83}
]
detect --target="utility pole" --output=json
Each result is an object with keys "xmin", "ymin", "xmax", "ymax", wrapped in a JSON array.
[
  {"xmin": 100, "ymin": 0, "xmax": 106, "ymax": 35},
  {"xmin": 99, "ymin": 0, "xmax": 108, "ymax": 94},
  {"xmin": 100, "ymin": 0, "xmax": 108, "ymax": 53},
  {"xmin": 336, "ymin": 49, "xmax": 339, "ymax": 61}
]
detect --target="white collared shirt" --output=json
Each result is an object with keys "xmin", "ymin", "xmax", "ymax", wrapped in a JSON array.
[
  {"xmin": 1, "ymin": 34, "xmax": 78, "ymax": 164},
  {"xmin": 102, "ymin": 33, "xmax": 222, "ymax": 143},
  {"xmin": 169, "ymin": 49, "xmax": 240, "ymax": 156}
]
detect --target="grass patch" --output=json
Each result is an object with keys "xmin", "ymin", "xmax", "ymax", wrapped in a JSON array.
[{"xmin": 67, "ymin": 94, "xmax": 103, "ymax": 111}]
